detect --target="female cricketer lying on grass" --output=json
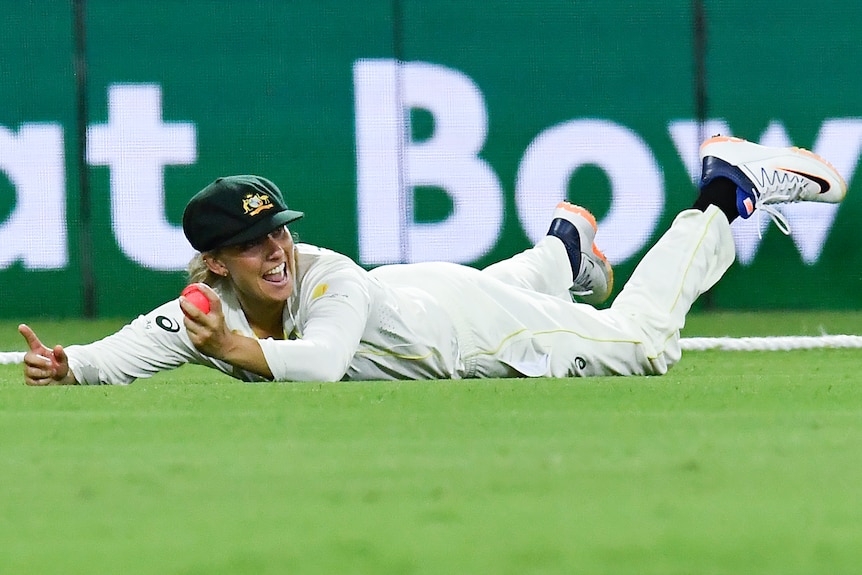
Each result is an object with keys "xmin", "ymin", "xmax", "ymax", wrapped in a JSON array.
[{"xmin": 18, "ymin": 136, "xmax": 847, "ymax": 385}]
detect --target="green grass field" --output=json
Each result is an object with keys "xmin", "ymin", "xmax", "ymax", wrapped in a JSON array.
[{"xmin": 1, "ymin": 312, "xmax": 861, "ymax": 574}]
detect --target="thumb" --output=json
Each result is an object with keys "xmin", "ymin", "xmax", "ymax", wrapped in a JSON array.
[
  {"xmin": 53, "ymin": 344, "xmax": 68, "ymax": 365},
  {"xmin": 196, "ymin": 283, "xmax": 223, "ymax": 315},
  {"xmin": 52, "ymin": 344, "xmax": 70, "ymax": 378},
  {"xmin": 18, "ymin": 324, "xmax": 45, "ymax": 353}
]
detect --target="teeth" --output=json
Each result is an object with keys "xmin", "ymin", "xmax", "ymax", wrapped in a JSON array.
[{"xmin": 264, "ymin": 263, "xmax": 285, "ymax": 277}]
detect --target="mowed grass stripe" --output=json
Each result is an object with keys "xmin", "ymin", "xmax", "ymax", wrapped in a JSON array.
[{"xmin": 2, "ymin": 341, "xmax": 862, "ymax": 574}]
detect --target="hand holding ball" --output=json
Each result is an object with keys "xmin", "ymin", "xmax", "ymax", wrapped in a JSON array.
[{"xmin": 181, "ymin": 284, "xmax": 211, "ymax": 317}]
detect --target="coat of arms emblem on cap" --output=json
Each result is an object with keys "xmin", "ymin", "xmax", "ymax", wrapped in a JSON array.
[{"xmin": 242, "ymin": 193, "xmax": 274, "ymax": 216}]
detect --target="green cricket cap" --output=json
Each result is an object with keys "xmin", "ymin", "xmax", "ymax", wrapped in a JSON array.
[{"xmin": 182, "ymin": 175, "xmax": 304, "ymax": 252}]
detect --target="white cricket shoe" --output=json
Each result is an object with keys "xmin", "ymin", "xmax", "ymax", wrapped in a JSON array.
[
  {"xmin": 547, "ymin": 202, "xmax": 614, "ymax": 305},
  {"xmin": 699, "ymin": 135, "xmax": 847, "ymax": 234}
]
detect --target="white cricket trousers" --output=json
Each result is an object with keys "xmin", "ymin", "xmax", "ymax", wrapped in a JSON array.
[{"xmin": 415, "ymin": 205, "xmax": 736, "ymax": 378}]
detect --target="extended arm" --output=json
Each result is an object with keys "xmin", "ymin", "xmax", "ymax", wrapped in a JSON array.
[{"xmin": 25, "ymin": 299, "xmax": 237, "ymax": 386}]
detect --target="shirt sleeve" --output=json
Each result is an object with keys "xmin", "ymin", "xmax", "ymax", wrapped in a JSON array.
[
  {"xmin": 65, "ymin": 300, "xmax": 219, "ymax": 385},
  {"xmin": 258, "ymin": 261, "xmax": 373, "ymax": 382}
]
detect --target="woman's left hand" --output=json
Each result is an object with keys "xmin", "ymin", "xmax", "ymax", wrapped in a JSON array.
[{"xmin": 180, "ymin": 283, "xmax": 235, "ymax": 359}]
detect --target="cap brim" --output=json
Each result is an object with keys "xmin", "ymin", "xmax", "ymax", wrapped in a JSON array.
[{"xmin": 217, "ymin": 209, "xmax": 304, "ymax": 249}]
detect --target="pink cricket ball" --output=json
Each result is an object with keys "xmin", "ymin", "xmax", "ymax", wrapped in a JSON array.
[{"xmin": 181, "ymin": 284, "xmax": 211, "ymax": 316}]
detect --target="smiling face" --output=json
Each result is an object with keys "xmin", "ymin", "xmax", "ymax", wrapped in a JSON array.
[{"xmin": 204, "ymin": 225, "xmax": 296, "ymax": 313}]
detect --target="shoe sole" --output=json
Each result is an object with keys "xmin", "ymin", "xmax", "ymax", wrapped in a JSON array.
[{"xmin": 555, "ymin": 201, "xmax": 614, "ymax": 299}]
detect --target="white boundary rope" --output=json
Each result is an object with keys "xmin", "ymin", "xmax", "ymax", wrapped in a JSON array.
[
  {"xmin": 0, "ymin": 352, "xmax": 25, "ymax": 365},
  {"xmin": 2, "ymin": 335, "xmax": 862, "ymax": 366},
  {"xmin": 680, "ymin": 334, "xmax": 862, "ymax": 351}
]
